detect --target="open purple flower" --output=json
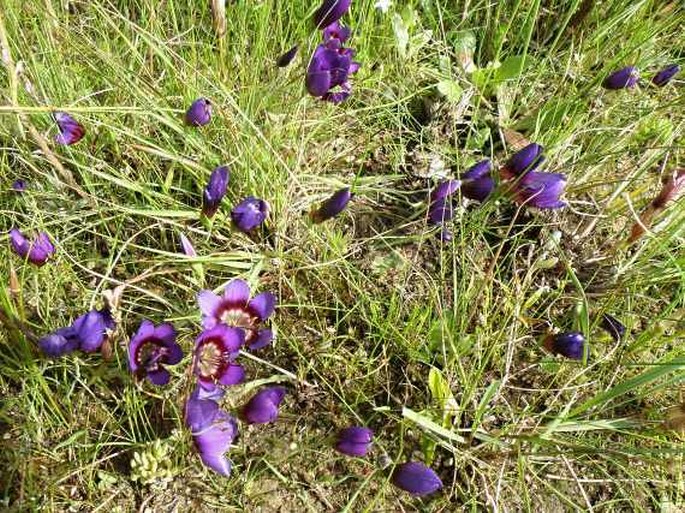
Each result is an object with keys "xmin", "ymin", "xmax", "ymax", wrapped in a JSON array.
[
  {"xmin": 185, "ymin": 387, "xmax": 238, "ymax": 476},
  {"xmin": 243, "ymin": 386, "xmax": 287, "ymax": 424},
  {"xmin": 276, "ymin": 45, "xmax": 299, "ymax": 67},
  {"xmin": 603, "ymin": 66, "xmax": 640, "ymax": 89},
  {"xmin": 72, "ymin": 309, "xmax": 115, "ymax": 352},
  {"xmin": 39, "ymin": 328, "xmax": 80, "ymax": 357},
  {"xmin": 9, "ymin": 228, "xmax": 55, "ymax": 266},
  {"xmin": 600, "ymin": 313, "xmax": 626, "ymax": 341},
  {"xmin": 128, "ymin": 320, "xmax": 183, "ymax": 386},
  {"xmin": 194, "ymin": 324, "xmax": 245, "ymax": 390},
  {"xmin": 202, "ymin": 165, "xmax": 230, "ymax": 218},
  {"xmin": 185, "ymin": 97, "xmax": 212, "ymax": 126},
  {"xmin": 428, "ymin": 197, "xmax": 455, "ymax": 225},
  {"xmin": 54, "ymin": 112, "xmax": 85, "ymax": 145},
  {"xmin": 504, "ymin": 144, "xmax": 545, "ymax": 177},
  {"xmin": 543, "ymin": 331, "xmax": 585, "ymax": 360},
  {"xmin": 313, "ymin": 0, "xmax": 351, "ymax": 29},
  {"xmin": 311, "ymin": 187, "xmax": 352, "ymax": 222},
  {"xmin": 460, "ymin": 159, "xmax": 494, "ymax": 202},
  {"xmin": 652, "ymin": 64, "xmax": 680, "ymax": 87},
  {"xmin": 391, "ymin": 462, "xmax": 443, "ymax": 496},
  {"xmin": 197, "ymin": 279, "xmax": 276, "ymax": 350},
  {"xmin": 231, "ymin": 196, "xmax": 269, "ymax": 232},
  {"xmin": 335, "ymin": 426, "xmax": 373, "ymax": 456}
]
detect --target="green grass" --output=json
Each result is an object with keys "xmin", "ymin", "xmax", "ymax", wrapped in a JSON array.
[{"xmin": 1, "ymin": 0, "xmax": 684, "ymax": 510}]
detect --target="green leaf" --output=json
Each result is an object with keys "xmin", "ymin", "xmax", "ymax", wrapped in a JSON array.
[
  {"xmin": 495, "ymin": 55, "xmax": 531, "ymax": 82},
  {"xmin": 436, "ymin": 79, "xmax": 463, "ymax": 103}
]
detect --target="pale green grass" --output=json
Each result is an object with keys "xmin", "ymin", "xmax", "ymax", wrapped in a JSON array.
[{"xmin": 1, "ymin": 0, "xmax": 684, "ymax": 511}]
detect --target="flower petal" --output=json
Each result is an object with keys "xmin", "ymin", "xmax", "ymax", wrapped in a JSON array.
[
  {"xmin": 248, "ymin": 328, "xmax": 273, "ymax": 351},
  {"xmin": 223, "ymin": 279, "xmax": 251, "ymax": 306},
  {"xmin": 218, "ymin": 363, "xmax": 245, "ymax": 386},
  {"xmin": 54, "ymin": 112, "xmax": 85, "ymax": 145},
  {"xmin": 185, "ymin": 97, "xmax": 212, "ymax": 126},
  {"xmin": 38, "ymin": 328, "xmax": 79, "ymax": 357},
  {"xmin": 243, "ymin": 386, "xmax": 287, "ymax": 424},
  {"xmin": 248, "ymin": 292, "xmax": 277, "ymax": 321},
  {"xmin": 147, "ymin": 368, "xmax": 171, "ymax": 386},
  {"xmin": 313, "ymin": 0, "xmax": 352, "ymax": 29},
  {"xmin": 198, "ymin": 290, "xmax": 222, "ymax": 318},
  {"xmin": 72, "ymin": 310, "xmax": 108, "ymax": 352},
  {"xmin": 153, "ymin": 322, "xmax": 176, "ymax": 345},
  {"xmin": 193, "ymin": 411, "xmax": 238, "ymax": 476}
]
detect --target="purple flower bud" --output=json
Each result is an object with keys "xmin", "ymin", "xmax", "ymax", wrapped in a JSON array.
[
  {"xmin": 461, "ymin": 159, "xmax": 494, "ymax": 202},
  {"xmin": 652, "ymin": 64, "xmax": 680, "ymax": 87},
  {"xmin": 600, "ymin": 313, "xmax": 625, "ymax": 342},
  {"xmin": 72, "ymin": 309, "xmax": 115, "ymax": 352},
  {"xmin": 276, "ymin": 45, "xmax": 299, "ymax": 67},
  {"xmin": 603, "ymin": 66, "xmax": 640, "ymax": 89},
  {"xmin": 128, "ymin": 320, "xmax": 183, "ymax": 386},
  {"xmin": 12, "ymin": 179, "xmax": 27, "ymax": 192},
  {"xmin": 391, "ymin": 462, "xmax": 443, "ymax": 496},
  {"xmin": 429, "ymin": 179, "xmax": 461, "ymax": 202},
  {"xmin": 202, "ymin": 165, "xmax": 230, "ymax": 218},
  {"xmin": 543, "ymin": 331, "xmax": 585, "ymax": 360},
  {"xmin": 53, "ymin": 112, "xmax": 85, "ymax": 145},
  {"xmin": 515, "ymin": 171, "xmax": 567, "ymax": 209},
  {"xmin": 9, "ymin": 228, "xmax": 55, "ymax": 266},
  {"xmin": 312, "ymin": 187, "xmax": 352, "ymax": 222},
  {"xmin": 243, "ymin": 386, "xmax": 287, "ymax": 424},
  {"xmin": 38, "ymin": 328, "xmax": 80, "ymax": 357},
  {"xmin": 185, "ymin": 387, "xmax": 237, "ymax": 476},
  {"xmin": 185, "ymin": 98, "xmax": 212, "ymax": 126},
  {"xmin": 506, "ymin": 144, "xmax": 545, "ymax": 176},
  {"xmin": 180, "ymin": 233, "xmax": 197, "ymax": 257},
  {"xmin": 313, "ymin": 0, "xmax": 351, "ymax": 29},
  {"xmin": 335, "ymin": 426, "xmax": 373, "ymax": 456},
  {"xmin": 231, "ymin": 196, "xmax": 269, "ymax": 232}
]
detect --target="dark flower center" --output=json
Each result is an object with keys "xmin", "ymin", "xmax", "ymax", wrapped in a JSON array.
[{"xmin": 136, "ymin": 340, "xmax": 168, "ymax": 372}]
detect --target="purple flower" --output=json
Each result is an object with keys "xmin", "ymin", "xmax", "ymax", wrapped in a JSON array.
[
  {"xmin": 460, "ymin": 159, "xmax": 494, "ymax": 202},
  {"xmin": 193, "ymin": 325, "xmax": 245, "ymax": 390},
  {"xmin": 313, "ymin": 0, "xmax": 351, "ymax": 29},
  {"xmin": 515, "ymin": 171, "xmax": 567, "ymax": 209},
  {"xmin": 429, "ymin": 179, "xmax": 461, "ymax": 202},
  {"xmin": 391, "ymin": 462, "xmax": 443, "ymax": 496},
  {"xmin": 603, "ymin": 66, "xmax": 640, "ymax": 89},
  {"xmin": 652, "ymin": 64, "xmax": 680, "ymax": 87},
  {"xmin": 54, "ymin": 112, "xmax": 85, "ymax": 145},
  {"xmin": 600, "ymin": 313, "xmax": 626, "ymax": 341},
  {"xmin": 231, "ymin": 196, "xmax": 269, "ymax": 232},
  {"xmin": 323, "ymin": 21, "xmax": 351, "ymax": 44},
  {"xmin": 505, "ymin": 144, "xmax": 545, "ymax": 176},
  {"xmin": 243, "ymin": 386, "xmax": 287, "ymax": 424},
  {"xmin": 9, "ymin": 228, "xmax": 55, "ymax": 266},
  {"xmin": 72, "ymin": 309, "xmax": 115, "ymax": 352},
  {"xmin": 306, "ymin": 44, "xmax": 360, "ymax": 104},
  {"xmin": 276, "ymin": 45, "xmax": 299, "ymax": 67},
  {"xmin": 202, "ymin": 165, "xmax": 230, "ymax": 218},
  {"xmin": 185, "ymin": 98, "xmax": 212, "ymax": 126},
  {"xmin": 128, "ymin": 320, "xmax": 183, "ymax": 386},
  {"xmin": 11, "ymin": 179, "xmax": 27, "ymax": 192},
  {"xmin": 38, "ymin": 309, "xmax": 114, "ymax": 357},
  {"xmin": 197, "ymin": 279, "xmax": 276, "ymax": 350},
  {"xmin": 335, "ymin": 426, "xmax": 373, "ymax": 456},
  {"xmin": 180, "ymin": 233, "xmax": 197, "ymax": 257},
  {"xmin": 311, "ymin": 187, "xmax": 352, "ymax": 222},
  {"xmin": 543, "ymin": 331, "xmax": 585, "ymax": 360},
  {"xmin": 185, "ymin": 387, "xmax": 238, "ymax": 476},
  {"xmin": 38, "ymin": 328, "xmax": 80, "ymax": 357}
]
